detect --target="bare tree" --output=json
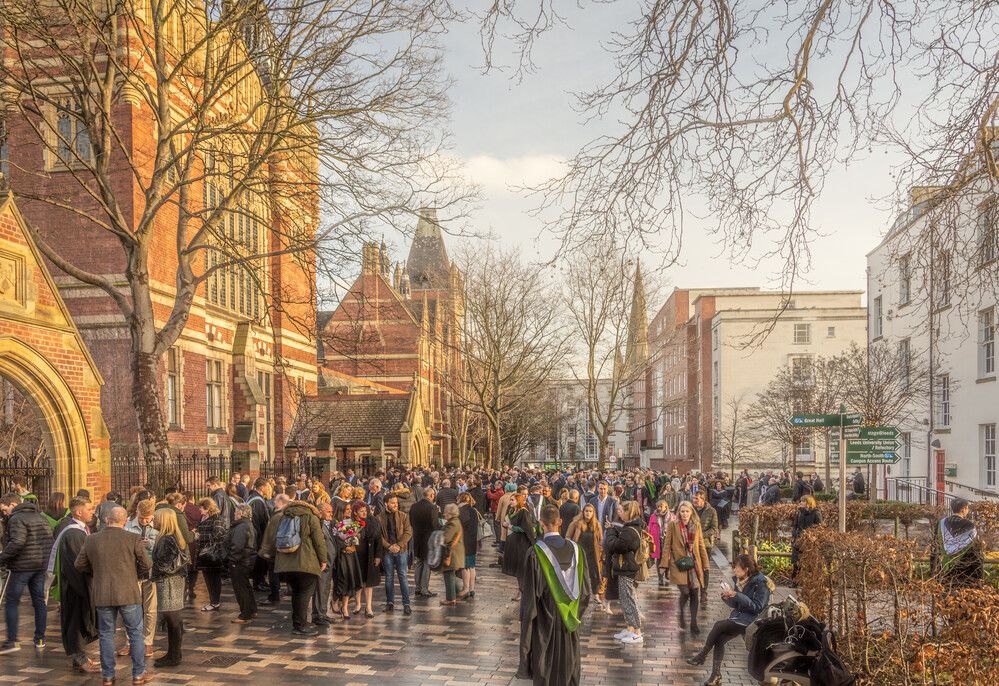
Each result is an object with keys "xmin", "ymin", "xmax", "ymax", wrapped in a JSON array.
[
  {"xmin": 0, "ymin": 0, "xmax": 461, "ymax": 475},
  {"xmin": 0, "ymin": 378, "xmax": 46, "ymax": 464},
  {"xmin": 562, "ymin": 242, "xmax": 637, "ymax": 470},
  {"xmin": 747, "ymin": 355, "xmax": 843, "ymax": 478},
  {"xmin": 476, "ymin": 2, "xmax": 999, "ymax": 309},
  {"xmin": 835, "ymin": 341, "xmax": 931, "ymax": 430},
  {"xmin": 715, "ymin": 396, "xmax": 757, "ymax": 480},
  {"xmin": 458, "ymin": 246, "xmax": 569, "ymax": 469}
]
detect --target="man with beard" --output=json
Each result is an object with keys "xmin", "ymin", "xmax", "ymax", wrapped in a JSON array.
[
  {"xmin": 517, "ymin": 504, "xmax": 590, "ymax": 686},
  {"xmin": 52, "ymin": 497, "xmax": 99, "ymax": 672}
]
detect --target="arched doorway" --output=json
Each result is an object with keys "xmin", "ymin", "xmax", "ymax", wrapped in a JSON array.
[{"xmin": 0, "ymin": 337, "xmax": 91, "ymax": 499}]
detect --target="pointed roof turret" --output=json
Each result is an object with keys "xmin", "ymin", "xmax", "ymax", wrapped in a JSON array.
[
  {"xmin": 624, "ymin": 261, "xmax": 649, "ymax": 369},
  {"xmin": 407, "ymin": 208, "xmax": 451, "ymax": 291}
]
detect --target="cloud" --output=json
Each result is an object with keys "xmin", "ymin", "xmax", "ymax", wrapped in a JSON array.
[{"xmin": 463, "ymin": 154, "xmax": 566, "ymax": 191}]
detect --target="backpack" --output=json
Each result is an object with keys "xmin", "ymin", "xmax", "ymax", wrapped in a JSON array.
[
  {"xmin": 275, "ymin": 514, "xmax": 302, "ymax": 553},
  {"xmin": 634, "ymin": 530, "xmax": 655, "ymax": 582}
]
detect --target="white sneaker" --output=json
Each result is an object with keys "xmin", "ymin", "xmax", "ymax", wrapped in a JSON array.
[
  {"xmin": 621, "ymin": 633, "xmax": 644, "ymax": 644},
  {"xmin": 613, "ymin": 629, "xmax": 630, "ymax": 640}
]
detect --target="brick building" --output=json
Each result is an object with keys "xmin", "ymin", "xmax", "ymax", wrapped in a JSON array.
[
  {"xmin": 0, "ymin": 192, "xmax": 111, "ymax": 498},
  {"xmin": 316, "ymin": 209, "xmax": 463, "ymax": 466},
  {"xmin": 0, "ymin": 4, "xmax": 319, "ymax": 471}
]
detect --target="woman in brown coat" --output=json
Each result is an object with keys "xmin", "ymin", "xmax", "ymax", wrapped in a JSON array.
[
  {"xmin": 439, "ymin": 503, "xmax": 465, "ymax": 606},
  {"xmin": 662, "ymin": 500, "xmax": 710, "ymax": 635}
]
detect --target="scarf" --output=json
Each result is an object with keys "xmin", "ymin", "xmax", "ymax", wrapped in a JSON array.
[{"xmin": 940, "ymin": 515, "xmax": 978, "ymax": 556}]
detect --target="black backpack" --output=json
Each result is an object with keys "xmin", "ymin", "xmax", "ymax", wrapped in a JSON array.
[{"xmin": 810, "ymin": 630, "xmax": 857, "ymax": 686}]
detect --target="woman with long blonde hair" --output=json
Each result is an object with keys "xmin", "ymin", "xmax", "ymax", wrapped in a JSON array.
[
  {"xmin": 662, "ymin": 500, "xmax": 710, "ymax": 635},
  {"xmin": 566, "ymin": 502, "xmax": 605, "ymax": 607},
  {"xmin": 151, "ymin": 508, "xmax": 189, "ymax": 667}
]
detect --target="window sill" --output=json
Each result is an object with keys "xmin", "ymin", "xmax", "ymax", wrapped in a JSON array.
[
  {"xmin": 977, "ymin": 376, "xmax": 996, "ymax": 384},
  {"xmin": 871, "ymin": 335, "xmax": 883, "ymax": 343},
  {"xmin": 207, "ymin": 427, "xmax": 227, "ymax": 434},
  {"xmin": 168, "ymin": 424, "xmax": 183, "ymax": 432},
  {"xmin": 935, "ymin": 428, "xmax": 951, "ymax": 434},
  {"xmin": 898, "ymin": 299, "xmax": 912, "ymax": 309}
]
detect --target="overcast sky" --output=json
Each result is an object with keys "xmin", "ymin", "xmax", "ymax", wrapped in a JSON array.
[{"xmin": 425, "ymin": 4, "xmax": 908, "ymax": 303}]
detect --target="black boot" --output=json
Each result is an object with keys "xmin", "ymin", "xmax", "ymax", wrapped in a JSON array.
[
  {"xmin": 702, "ymin": 668, "xmax": 721, "ymax": 686},
  {"xmin": 686, "ymin": 650, "xmax": 707, "ymax": 666}
]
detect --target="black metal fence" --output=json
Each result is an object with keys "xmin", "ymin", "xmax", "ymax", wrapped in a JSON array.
[
  {"xmin": 0, "ymin": 451, "xmax": 53, "ymax": 503},
  {"xmin": 109, "ymin": 451, "xmax": 321, "ymax": 498}
]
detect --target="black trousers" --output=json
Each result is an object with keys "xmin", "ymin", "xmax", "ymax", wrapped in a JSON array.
[
  {"xmin": 702, "ymin": 619, "xmax": 746, "ymax": 666},
  {"xmin": 252, "ymin": 554, "xmax": 269, "ymax": 588},
  {"xmin": 230, "ymin": 564, "xmax": 257, "ymax": 620},
  {"xmin": 186, "ymin": 562, "xmax": 199, "ymax": 599},
  {"xmin": 283, "ymin": 572, "xmax": 317, "ymax": 631},
  {"xmin": 266, "ymin": 559, "xmax": 281, "ymax": 601},
  {"xmin": 679, "ymin": 585, "xmax": 700, "ymax": 622},
  {"xmin": 702, "ymin": 566, "xmax": 710, "ymax": 593},
  {"xmin": 161, "ymin": 610, "xmax": 183, "ymax": 661},
  {"xmin": 202, "ymin": 568, "xmax": 223, "ymax": 605},
  {"xmin": 60, "ymin": 589, "xmax": 91, "ymax": 663}
]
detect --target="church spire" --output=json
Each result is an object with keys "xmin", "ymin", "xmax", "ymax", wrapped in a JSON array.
[{"xmin": 624, "ymin": 260, "xmax": 649, "ymax": 370}]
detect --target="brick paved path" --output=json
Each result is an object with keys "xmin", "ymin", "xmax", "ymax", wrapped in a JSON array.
[{"xmin": 1, "ymin": 535, "xmax": 760, "ymax": 685}]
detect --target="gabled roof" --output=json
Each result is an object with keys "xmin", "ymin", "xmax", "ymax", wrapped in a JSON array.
[
  {"xmin": 286, "ymin": 394, "xmax": 412, "ymax": 448},
  {"xmin": 0, "ymin": 192, "xmax": 104, "ymax": 385}
]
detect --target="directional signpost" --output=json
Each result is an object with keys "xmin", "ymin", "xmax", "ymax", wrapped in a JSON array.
[
  {"xmin": 789, "ymin": 406, "xmax": 865, "ymax": 533},
  {"xmin": 831, "ymin": 428, "xmax": 902, "ymax": 464}
]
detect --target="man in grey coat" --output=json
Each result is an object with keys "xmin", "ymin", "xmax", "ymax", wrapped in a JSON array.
[
  {"xmin": 311, "ymin": 502, "xmax": 337, "ymax": 626},
  {"xmin": 75, "ymin": 506, "xmax": 153, "ymax": 685}
]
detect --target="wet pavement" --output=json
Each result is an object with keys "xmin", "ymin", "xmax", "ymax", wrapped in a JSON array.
[{"xmin": 1, "ymin": 532, "xmax": 759, "ymax": 685}]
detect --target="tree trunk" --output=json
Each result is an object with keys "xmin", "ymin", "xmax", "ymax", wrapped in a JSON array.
[
  {"xmin": 598, "ymin": 435, "xmax": 609, "ymax": 472},
  {"xmin": 127, "ymin": 256, "xmax": 172, "ymax": 495},
  {"xmin": 131, "ymin": 348, "xmax": 171, "ymax": 493}
]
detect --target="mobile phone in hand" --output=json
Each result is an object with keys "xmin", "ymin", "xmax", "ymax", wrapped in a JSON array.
[{"xmin": 720, "ymin": 582, "xmax": 731, "ymax": 592}]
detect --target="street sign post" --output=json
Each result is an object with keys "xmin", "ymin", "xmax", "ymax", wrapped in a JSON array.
[
  {"xmin": 790, "ymin": 406, "xmax": 864, "ymax": 533},
  {"xmin": 832, "ymin": 426, "xmax": 902, "ymax": 466},
  {"xmin": 789, "ymin": 413, "xmax": 863, "ymax": 428}
]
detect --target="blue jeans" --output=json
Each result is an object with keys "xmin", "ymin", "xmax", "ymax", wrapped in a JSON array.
[
  {"xmin": 96, "ymin": 604, "xmax": 145, "ymax": 679},
  {"xmin": 4, "ymin": 569, "xmax": 47, "ymax": 642},
  {"xmin": 382, "ymin": 551, "xmax": 411, "ymax": 606}
]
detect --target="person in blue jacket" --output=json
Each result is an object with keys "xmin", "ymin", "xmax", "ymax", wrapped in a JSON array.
[{"xmin": 686, "ymin": 553, "xmax": 774, "ymax": 686}]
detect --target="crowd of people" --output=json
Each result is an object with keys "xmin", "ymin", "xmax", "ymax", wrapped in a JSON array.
[{"xmin": 0, "ymin": 464, "xmax": 871, "ymax": 686}]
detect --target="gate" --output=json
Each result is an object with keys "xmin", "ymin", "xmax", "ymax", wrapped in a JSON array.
[{"xmin": 0, "ymin": 451, "xmax": 54, "ymax": 503}]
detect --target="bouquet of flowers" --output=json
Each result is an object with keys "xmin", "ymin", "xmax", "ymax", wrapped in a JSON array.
[{"xmin": 334, "ymin": 519, "xmax": 362, "ymax": 551}]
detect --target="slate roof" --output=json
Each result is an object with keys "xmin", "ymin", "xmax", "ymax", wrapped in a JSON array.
[
  {"xmin": 316, "ymin": 309, "xmax": 335, "ymax": 360},
  {"xmin": 286, "ymin": 394, "xmax": 410, "ymax": 449},
  {"xmin": 407, "ymin": 209, "xmax": 450, "ymax": 291}
]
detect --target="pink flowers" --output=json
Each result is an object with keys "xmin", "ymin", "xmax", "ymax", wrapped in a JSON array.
[{"xmin": 335, "ymin": 518, "xmax": 362, "ymax": 546}]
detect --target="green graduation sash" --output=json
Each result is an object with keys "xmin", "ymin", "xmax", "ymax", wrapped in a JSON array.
[{"xmin": 534, "ymin": 542, "xmax": 585, "ymax": 633}]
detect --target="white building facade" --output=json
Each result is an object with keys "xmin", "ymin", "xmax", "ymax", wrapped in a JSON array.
[
  {"xmin": 709, "ymin": 291, "xmax": 868, "ymax": 476},
  {"xmin": 522, "ymin": 379, "xmax": 628, "ymax": 467},
  {"xmin": 867, "ymin": 186, "xmax": 999, "ymax": 499}
]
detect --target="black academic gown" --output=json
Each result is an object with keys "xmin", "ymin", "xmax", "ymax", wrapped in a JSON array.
[
  {"xmin": 518, "ymin": 534, "xmax": 591, "ymax": 686},
  {"xmin": 58, "ymin": 526, "xmax": 98, "ymax": 661}
]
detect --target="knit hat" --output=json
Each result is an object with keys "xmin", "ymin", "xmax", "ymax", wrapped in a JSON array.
[{"xmin": 504, "ymin": 483, "xmax": 517, "ymax": 493}]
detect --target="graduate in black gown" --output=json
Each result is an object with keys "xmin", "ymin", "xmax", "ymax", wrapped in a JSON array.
[
  {"xmin": 518, "ymin": 504, "xmax": 591, "ymax": 686},
  {"xmin": 53, "ymin": 497, "xmax": 99, "ymax": 672},
  {"xmin": 501, "ymin": 491, "xmax": 538, "ymax": 580}
]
